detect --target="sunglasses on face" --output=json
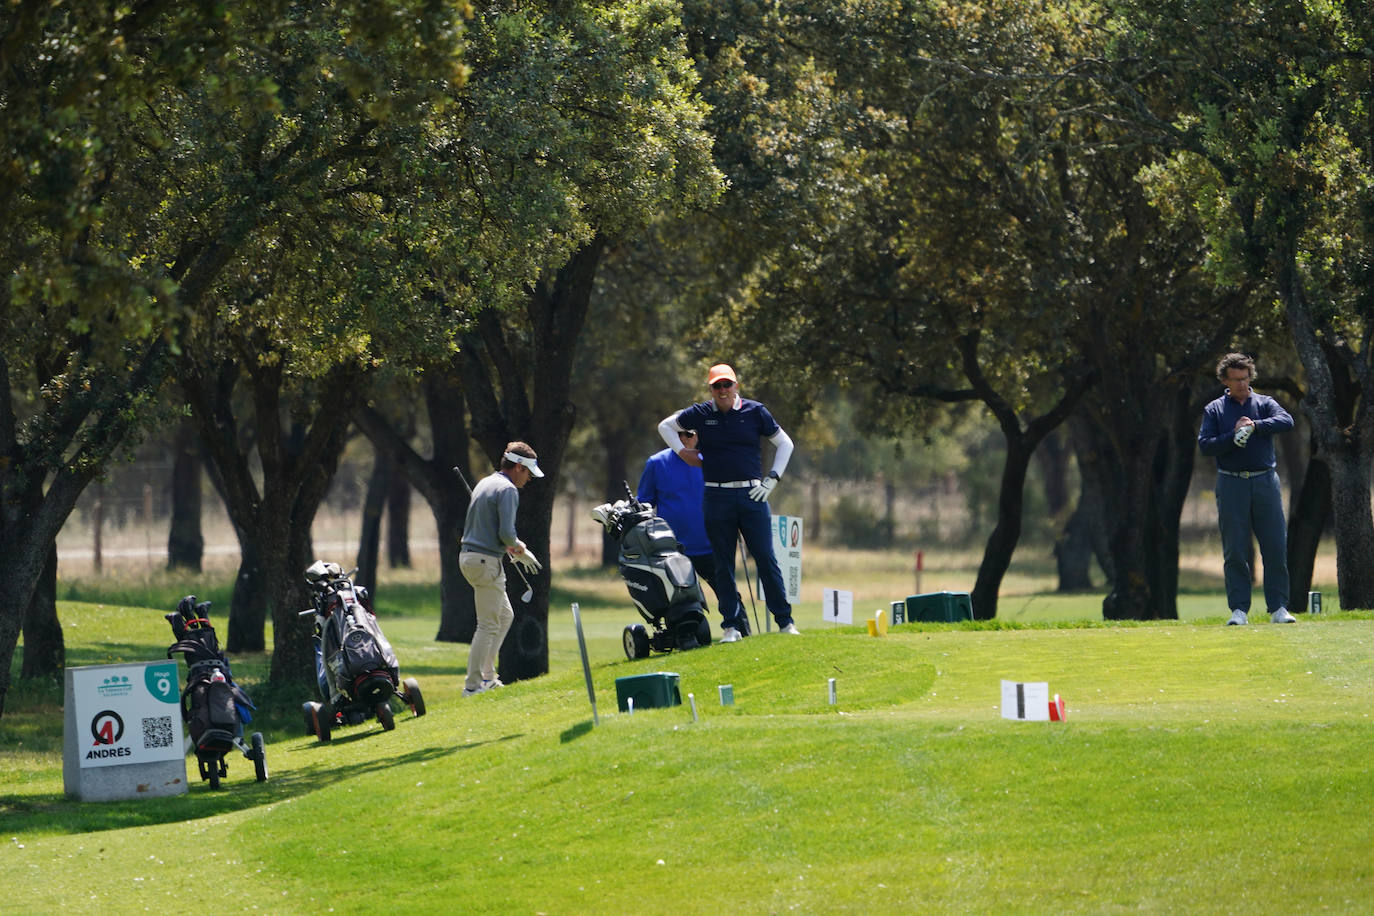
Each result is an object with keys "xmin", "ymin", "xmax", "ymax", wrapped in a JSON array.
[{"xmin": 711, "ymin": 380, "xmax": 735, "ymax": 390}]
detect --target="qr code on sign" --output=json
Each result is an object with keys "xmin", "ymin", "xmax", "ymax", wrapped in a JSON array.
[{"xmin": 142, "ymin": 715, "xmax": 176, "ymax": 749}]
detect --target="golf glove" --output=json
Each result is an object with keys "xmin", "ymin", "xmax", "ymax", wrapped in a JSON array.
[
  {"xmin": 509, "ymin": 541, "xmax": 542, "ymax": 574},
  {"xmin": 749, "ymin": 474, "xmax": 779, "ymax": 502},
  {"xmin": 1233, "ymin": 424, "xmax": 1254, "ymax": 447}
]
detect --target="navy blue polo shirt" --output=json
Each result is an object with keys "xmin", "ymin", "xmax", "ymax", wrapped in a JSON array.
[
  {"xmin": 1197, "ymin": 388, "xmax": 1293, "ymax": 473},
  {"xmin": 676, "ymin": 398, "xmax": 780, "ymax": 483}
]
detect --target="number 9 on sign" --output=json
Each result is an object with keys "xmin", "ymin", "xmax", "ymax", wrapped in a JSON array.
[{"xmin": 145, "ymin": 663, "xmax": 180, "ymax": 703}]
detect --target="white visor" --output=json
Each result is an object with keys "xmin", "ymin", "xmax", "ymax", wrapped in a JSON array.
[{"xmin": 505, "ymin": 451, "xmax": 544, "ymax": 477}]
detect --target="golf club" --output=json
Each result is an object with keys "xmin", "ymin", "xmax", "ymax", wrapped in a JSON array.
[
  {"xmin": 453, "ymin": 465, "xmax": 534, "ymax": 603},
  {"xmin": 738, "ymin": 536, "xmax": 763, "ymax": 634}
]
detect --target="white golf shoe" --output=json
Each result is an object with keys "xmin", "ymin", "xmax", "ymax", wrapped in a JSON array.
[
  {"xmin": 781, "ymin": 623, "xmax": 801, "ymax": 635},
  {"xmin": 1226, "ymin": 609, "xmax": 1248, "ymax": 626},
  {"xmin": 720, "ymin": 627, "xmax": 742, "ymax": 643},
  {"xmin": 1270, "ymin": 608, "xmax": 1297, "ymax": 624}
]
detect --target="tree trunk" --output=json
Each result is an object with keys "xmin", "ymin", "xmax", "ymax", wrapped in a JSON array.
[
  {"xmin": 1099, "ymin": 391, "xmax": 1182, "ymax": 622},
  {"xmin": 489, "ymin": 238, "xmax": 607, "ymax": 680},
  {"xmin": 356, "ymin": 449, "xmax": 390, "ymax": 591},
  {"xmin": 1145, "ymin": 385, "xmax": 1199, "ymax": 620},
  {"xmin": 386, "ymin": 471, "xmax": 412, "ymax": 568},
  {"xmin": 0, "ymin": 340, "xmax": 171, "ymax": 717},
  {"xmin": 1101, "ymin": 442, "xmax": 1157, "ymax": 620},
  {"xmin": 810, "ymin": 479, "xmax": 822, "ymax": 543},
  {"xmin": 353, "ymin": 375, "xmax": 477, "ymax": 644},
  {"xmin": 1282, "ymin": 243, "xmax": 1374, "ymax": 611},
  {"xmin": 20, "ymin": 545, "xmax": 62, "ymax": 679},
  {"xmin": 600, "ymin": 432, "xmax": 630, "ymax": 567},
  {"xmin": 180, "ymin": 356, "xmax": 356, "ymax": 683},
  {"xmin": 0, "ymin": 528, "xmax": 58, "ymax": 717},
  {"xmin": 260, "ymin": 512, "xmax": 319, "ymax": 684},
  {"xmin": 1055, "ymin": 507, "xmax": 1097, "ymax": 591},
  {"xmin": 166, "ymin": 417, "xmax": 205, "ymax": 572},
  {"xmin": 1286, "ymin": 454, "xmax": 1329, "ymax": 604},
  {"xmin": 957, "ymin": 331, "xmax": 1092, "ymax": 620},
  {"xmin": 434, "ymin": 505, "xmax": 472, "ymax": 642},
  {"xmin": 227, "ymin": 538, "xmax": 268, "ymax": 653},
  {"xmin": 424, "ymin": 376, "xmax": 478, "ymax": 643},
  {"xmin": 1325, "ymin": 445, "xmax": 1374, "ymax": 611},
  {"xmin": 1055, "ymin": 415, "xmax": 1110, "ymax": 591},
  {"xmin": 1035, "ymin": 427, "xmax": 1072, "ymax": 519},
  {"xmin": 969, "ymin": 434, "xmax": 1033, "ymax": 619},
  {"xmin": 883, "ymin": 477, "xmax": 896, "ymax": 545}
]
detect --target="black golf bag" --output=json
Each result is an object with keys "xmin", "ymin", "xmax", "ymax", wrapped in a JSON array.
[
  {"xmin": 591, "ymin": 488, "xmax": 711, "ymax": 659},
  {"xmin": 300, "ymin": 560, "xmax": 425, "ymax": 742},
  {"xmin": 166, "ymin": 596, "xmax": 267, "ymax": 789}
]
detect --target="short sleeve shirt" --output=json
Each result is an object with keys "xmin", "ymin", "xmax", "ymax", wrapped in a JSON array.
[{"xmin": 676, "ymin": 398, "xmax": 780, "ymax": 483}]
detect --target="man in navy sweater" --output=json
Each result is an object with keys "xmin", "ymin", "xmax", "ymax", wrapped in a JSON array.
[
  {"xmin": 658, "ymin": 364, "xmax": 797, "ymax": 642},
  {"xmin": 1197, "ymin": 353, "xmax": 1297, "ymax": 625}
]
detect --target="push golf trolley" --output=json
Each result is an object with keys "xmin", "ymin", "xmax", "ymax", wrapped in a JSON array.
[
  {"xmin": 591, "ymin": 486, "xmax": 712, "ymax": 659},
  {"xmin": 165, "ymin": 596, "xmax": 267, "ymax": 789},
  {"xmin": 299, "ymin": 560, "xmax": 426, "ymax": 742}
]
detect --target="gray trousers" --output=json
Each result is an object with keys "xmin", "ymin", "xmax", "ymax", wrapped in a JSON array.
[{"xmin": 1216, "ymin": 470, "xmax": 1289, "ymax": 613}]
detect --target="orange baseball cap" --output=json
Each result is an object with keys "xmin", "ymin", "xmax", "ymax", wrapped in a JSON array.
[{"xmin": 707, "ymin": 364, "xmax": 737, "ymax": 385}]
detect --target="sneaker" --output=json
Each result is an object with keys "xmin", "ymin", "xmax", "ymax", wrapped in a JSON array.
[
  {"xmin": 461, "ymin": 682, "xmax": 490, "ymax": 697},
  {"xmin": 781, "ymin": 623, "xmax": 801, "ymax": 635},
  {"xmin": 1226, "ymin": 609, "xmax": 1248, "ymax": 626},
  {"xmin": 1270, "ymin": 607, "xmax": 1297, "ymax": 624},
  {"xmin": 482, "ymin": 678, "xmax": 505, "ymax": 690},
  {"xmin": 720, "ymin": 627, "xmax": 742, "ymax": 643}
]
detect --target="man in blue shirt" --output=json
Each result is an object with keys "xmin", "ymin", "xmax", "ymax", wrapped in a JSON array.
[
  {"xmin": 1197, "ymin": 353, "xmax": 1297, "ymax": 625},
  {"xmin": 637, "ymin": 429, "xmax": 731, "ymax": 624},
  {"xmin": 658, "ymin": 363, "xmax": 797, "ymax": 642}
]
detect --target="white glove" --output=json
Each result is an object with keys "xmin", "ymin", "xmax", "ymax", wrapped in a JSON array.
[
  {"xmin": 1233, "ymin": 424, "xmax": 1254, "ymax": 447},
  {"xmin": 748, "ymin": 475, "xmax": 778, "ymax": 502},
  {"xmin": 508, "ymin": 540, "xmax": 542, "ymax": 573}
]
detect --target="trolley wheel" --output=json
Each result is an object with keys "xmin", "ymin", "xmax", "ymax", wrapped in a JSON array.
[
  {"xmin": 623, "ymin": 624, "xmax": 650, "ymax": 660},
  {"xmin": 207, "ymin": 758, "xmax": 221, "ymax": 791},
  {"xmin": 251, "ymin": 732, "xmax": 268, "ymax": 782},
  {"xmin": 302, "ymin": 701, "xmax": 319, "ymax": 736},
  {"xmin": 376, "ymin": 700, "xmax": 396, "ymax": 731},
  {"xmin": 403, "ymin": 677, "xmax": 426, "ymax": 717},
  {"xmin": 315, "ymin": 700, "xmax": 333, "ymax": 743}
]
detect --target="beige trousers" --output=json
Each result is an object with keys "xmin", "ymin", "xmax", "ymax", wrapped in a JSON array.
[{"xmin": 460, "ymin": 552, "xmax": 514, "ymax": 690}]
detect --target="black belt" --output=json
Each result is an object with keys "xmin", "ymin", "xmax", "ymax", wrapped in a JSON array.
[
  {"xmin": 704, "ymin": 479, "xmax": 761, "ymax": 489},
  {"xmin": 1218, "ymin": 468, "xmax": 1271, "ymax": 479}
]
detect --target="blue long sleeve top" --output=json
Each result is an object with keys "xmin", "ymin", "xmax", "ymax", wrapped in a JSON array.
[{"xmin": 1197, "ymin": 388, "xmax": 1294, "ymax": 473}]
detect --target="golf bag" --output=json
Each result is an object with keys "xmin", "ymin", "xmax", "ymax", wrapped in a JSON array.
[
  {"xmin": 591, "ymin": 487, "xmax": 711, "ymax": 659},
  {"xmin": 166, "ymin": 596, "xmax": 267, "ymax": 789},
  {"xmin": 301, "ymin": 560, "xmax": 425, "ymax": 741}
]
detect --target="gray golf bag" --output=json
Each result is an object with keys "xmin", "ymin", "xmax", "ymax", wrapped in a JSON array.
[
  {"xmin": 591, "ymin": 488, "xmax": 712, "ymax": 659},
  {"xmin": 300, "ymin": 560, "xmax": 426, "ymax": 742}
]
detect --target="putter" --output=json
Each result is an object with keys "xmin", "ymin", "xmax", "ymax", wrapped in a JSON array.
[{"xmin": 453, "ymin": 465, "xmax": 534, "ymax": 603}]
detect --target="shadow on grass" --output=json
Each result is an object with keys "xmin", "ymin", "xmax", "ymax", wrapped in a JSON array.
[
  {"xmin": 559, "ymin": 719, "xmax": 594, "ymax": 743},
  {"xmin": 0, "ymin": 736, "xmax": 528, "ymax": 838}
]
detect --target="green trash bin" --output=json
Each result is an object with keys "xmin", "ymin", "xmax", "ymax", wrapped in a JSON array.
[
  {"xmin": 906, "ymin": 591, "xmax": 973, "ymax": 622},
  {"xmin": 615, "ymin": 672, "xmax": 681, "ymax": 712}
]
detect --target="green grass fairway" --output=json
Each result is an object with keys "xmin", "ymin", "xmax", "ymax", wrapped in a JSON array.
[{"xmin": 3, "ymin": 597, "xmax": 1372, "ymax": 914}]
